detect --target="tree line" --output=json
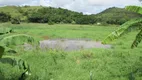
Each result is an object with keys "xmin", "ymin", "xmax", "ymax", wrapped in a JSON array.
[{"xmin": 0, "ymin": 6, "xmax": 141, "ymax": 25}]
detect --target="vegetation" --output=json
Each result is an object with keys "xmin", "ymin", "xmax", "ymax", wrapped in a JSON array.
[
  {"xmin": 0, "ymin": 12, "xmax": 11, "ymax": 22},
  {"xmin": 0, "ymin": 6, "xmax": 142, "ymax": 25},
  {"xmin": 11, "ymin": 17, "xmax": 20, "ymax": 24},
  {"xmin": 95, "ymin": 7, "xmax": 142, "ymax": 25},
  {"xmin": 0, "ymin": 23, "xmax": 141, "ymax": 80},
  {"xmin": 0, "ymin": 46, "xmax": 4, "ymax": 58},
  {"xmin": 102, "ymin": 6, "xmax": 142, "ymax": 48},
  {"xmin": 0, "ymin": 26, "xmax": 34, "ymax": 80},
  {"xmin": 0, "ymin": 27, "xmax": 13, "ymax": 35},
  {"xmin": 0, "ymin": 4, "xmax": 142, "ymax": 80}
]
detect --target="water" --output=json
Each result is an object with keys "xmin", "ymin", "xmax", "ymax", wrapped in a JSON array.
[{"xmin": 39, "ymin": 39, "xmax": 111, "ymax": 51}]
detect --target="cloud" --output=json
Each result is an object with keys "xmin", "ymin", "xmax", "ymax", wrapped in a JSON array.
[
  {"xmin": 0, "ymin": 0, "xmax": 32, "ymax": 5},
  {"xmin": 0, "ymin": 0, "xmax": 141, "ymax": 14},
  {"xmin": 88, "ymin": 0, "xmax": 140, "ymax": 6},
  {"xmin": 41, "ymin": 0, "xmax": 141, "ymax": 14}
]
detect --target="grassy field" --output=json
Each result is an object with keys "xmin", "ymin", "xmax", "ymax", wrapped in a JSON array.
[
  {"xmin": 1, "ymin": 23, "xmax": 117, "ymax": 40},
  {"xmin": 0, "ymin": 23, "xmax": 142, "ymax": 80}
]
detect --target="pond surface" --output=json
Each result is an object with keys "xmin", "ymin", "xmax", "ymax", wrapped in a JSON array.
[{"xmin": 39, "ymin": 39, "xmax": 111, "ymax": 51}]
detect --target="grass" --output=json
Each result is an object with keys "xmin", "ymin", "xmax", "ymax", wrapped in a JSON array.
[
  {"xmin": 0, "ymin": 23, "xmax": 142, "ymax": 80},
  {"xmin": 1, "ymin": 23, "xmax": 117, "ymax": 40}
]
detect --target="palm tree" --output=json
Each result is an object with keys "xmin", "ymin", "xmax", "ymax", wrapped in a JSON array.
[{"xmin": 102, "ymin": 6, "xmax": 142, "ymax": 48}]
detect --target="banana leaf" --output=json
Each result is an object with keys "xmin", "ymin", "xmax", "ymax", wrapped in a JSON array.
[
  {"xmin": 131, "ymin": 30, "xmax": 142, "ymax": 48},
  {"xmin": 102, "ymin": 18, "xmax": 142, "ymax": 44},
  {"xmin": 0, "ymin": 34, "xmax": 35, "ymax": 47},
  {"xmin": 0, "ymin": 56, "xmax": 31, "ymax": 79},
  {"xmin": 125, "ymin": 6, "xmax": 142, "ymax": 14}
]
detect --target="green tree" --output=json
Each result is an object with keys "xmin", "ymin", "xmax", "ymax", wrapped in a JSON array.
[
  {"xmin": 95, "ymin": 7, "xmax": 142, "ymax": 25},
  {"xmin": 11, "ymin": 17, "xmax": 20, "ymax": 24},
  {"xmin": 102, "ymin": 6, "xmax": 142, "ymax": 48},
  {"xmin": 0, "ymin": 12, "xmax": 11, "ymax": 22}
]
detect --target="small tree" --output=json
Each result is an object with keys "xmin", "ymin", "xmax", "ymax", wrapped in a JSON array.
[
  {"xmin": 0, "ymin": 12, "xmax": 11, "ymax": 22},
  {"xmin": 11, "ymin": 17, "xmax": 20, "ymax": 24}
]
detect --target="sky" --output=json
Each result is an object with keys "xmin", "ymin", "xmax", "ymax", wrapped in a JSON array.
[{"xmin": 0, "ymin": 0, "xmax": 141, "ymax": 14}]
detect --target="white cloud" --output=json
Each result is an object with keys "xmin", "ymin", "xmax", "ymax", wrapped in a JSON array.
[
  {"xmin": 0, "ymin": 0, "xmax": 141, "ymax": 14},
  {"xmin": 88, "ymin": 0, "xmax": 140, "ymax": 6},
  {"xmin": 41, "ymin": 0, "xmax": 141, "ymax": 14},
  {"xmin": 0, "ymin": 0, "xmax": 32, "ymax": 5}
]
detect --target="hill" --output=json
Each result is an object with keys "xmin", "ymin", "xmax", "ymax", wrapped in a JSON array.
[
  {"xmin": 0, "ymin": 6, "xmax": 42, "ymax": 16},
  {"xmin": 94, "ymin": 7, "xmax": 142, "ymax": 25},
  {"xmin": 0, "ymin": 6, "xmax": 93, "ymax": 24},
  {"xmin": 0, "ymin": 6, "xmax": 141, "ymax": 25}
]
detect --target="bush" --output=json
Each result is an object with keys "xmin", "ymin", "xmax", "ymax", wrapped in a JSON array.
[
  {"xmin": 0, "ymin": 12, "xmax": 11, "ymax": 22},
  {"xmin": 48, "ymin": 21, "xmax": 54, "ymax": 25},
  {"xmin": 11, "ymin": 17, "xmax": 20, "ymax": 24},
  {"xmin": 27, "ymin": 12, "xmax": 48, "ymax": 23}
]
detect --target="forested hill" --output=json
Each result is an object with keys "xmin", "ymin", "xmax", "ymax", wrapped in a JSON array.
[
  {"xmin": 94, "ymin": 7, "xmax": 142, "ymax": 25},
  {"xmin": 0, "ymin": 6, "xmax": 141, "ymax": 25}
]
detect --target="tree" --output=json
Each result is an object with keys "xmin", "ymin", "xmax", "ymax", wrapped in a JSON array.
[
  {"xmin": 0, "ymin": 12, "xmax": 11, "ymax": 22},
  {"xmin": 11, "ymin": 17, "xmax": 21, "ymax": 24},
  {"xmin": 102, "ymin": 6, "xmax": 142, "ymax": 48}
]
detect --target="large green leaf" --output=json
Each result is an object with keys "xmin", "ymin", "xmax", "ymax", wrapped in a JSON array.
[
  {"xmin": 0, "ymin": 46, "xmax": 4, "ymax": 58},
  {"xmin": 125, "ymin": 6, "xmax": 142, "ymax": 14},
  {"xmin": 102, "ymin": 18, "xmax": 142, "ymax": 44},
  {"xmin": 131, "ymin": 30, "xmax": 142, "ymax": 48},
  {"xmin": 0, "ymin": 34, "xmax": 34, "ymax": 47},
  {"xmin": 0, "ymin": 56, "xmax": 31, "ymax": 79}
]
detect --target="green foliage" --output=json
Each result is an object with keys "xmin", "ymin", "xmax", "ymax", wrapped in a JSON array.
[
  {"xmin": 0, "ymin": 27, "xmax": 13, "ymax": 35},
  {"xmin": 28, "ymin": 12, "xmax": 48, "ymax": 23},
  {"xmin": 27, "ymin": 7, "xmax": 84, "ymax": 24},
  {"xmin": 0, "ymin": 46, "xmax": 4, "ymax": 58},
  {"xmin": 95, "ymin": 7, "xmax": 142, "ymax": 25},
  {"xmin": 102, "ymin": 18, "xmax": 142, "ymax": 44},
  {"xmin": 102, "ymin": 5, "xmax": 142, "ymax": 48},
  {"xmin": 0, "ymin": 34, "xmax": 35, "ymax": 47},
  {"xmin": 14, "ymin": 48, "xmax": 142, "ymax": 80},
  {"xmin": 0, "ymin": 6, "xmax": 142, "ymax": 25},
  {"xmin": 126, "ymin": 6, "xmax": 142, "ymax": 14},
  {"xmin": 0, "ymin": 23, "xmax": 142, "ymax": 79},
  {"xmin": 0, "ymin": 26, "xmax": 33, "ymax": 80},
  {"xmin": 48, "ymin": 20, "xmax": 54, "ymax": 25},
  {"xmin": 0, "ymin": 12, "xmax": 11, "ymax": 22},
  {"xmin": 75, "ymin": 15, "xmax": 95, "ymax": 24},
  {"xmin": 0, "ymin": 27, "xmax": 35, "ymax": 53},
  {"xmin": 0, "ymin": 57, "xmax": 31, "ymax": 80},
  {"xmin": 11, "ymin": 17, "xmax": 20, "ymax": 24},
  {"xmin": 2, "ymin": 23, "xmax": 116, "ymax": 40},
  {"xmin": 131, "ymin": 30, "xmax": 142, "ymax": 48}
]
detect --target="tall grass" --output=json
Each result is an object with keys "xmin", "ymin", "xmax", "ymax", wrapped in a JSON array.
[{"xmin": 0, "ymin": 23, "xmax": 142, "ymax": 80}]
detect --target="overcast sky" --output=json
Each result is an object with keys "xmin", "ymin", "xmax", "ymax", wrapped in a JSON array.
[{"xmin": 0, "ymin": 0, "xmax": 141, "ymax": 14}]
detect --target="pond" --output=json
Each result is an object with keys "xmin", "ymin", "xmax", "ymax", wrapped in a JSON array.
[{"xmin": 39, "ymin": 39, "xmax": 111, "ymax": 51}]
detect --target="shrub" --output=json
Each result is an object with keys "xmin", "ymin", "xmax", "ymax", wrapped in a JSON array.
[
  {"xmin": 0, "ymin": 12, "xmax": 11, "ymax": 22},
  {"xmin": 11, "ymin": 17, "xmax": 20, "ymax": 24},
  {"xmin": 48, "ymin": 21, "xmax": 54, "ymax": 25}
]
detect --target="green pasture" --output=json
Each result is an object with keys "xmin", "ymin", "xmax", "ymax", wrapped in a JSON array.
[
  {"xmin": 1, "ymin": 23, "xmax": 117, "ymax": 40},
  {"xmin": 0, "ymin": 23, "xmax": 142, "ymax": 80}
]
